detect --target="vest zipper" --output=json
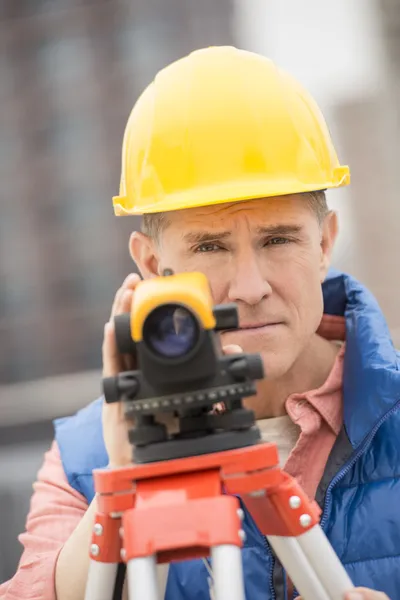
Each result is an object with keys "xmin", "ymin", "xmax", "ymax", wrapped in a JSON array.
[
  {"xmin": 291, "ymin": 399, "xmax": 400, "ymax": 599},
  {"xmin": 251, "ymin": 401, "xmax": 400, "ymax": 600},
  {"xmin": 264, "ymin": 535, "xmax": 276, "ymax": 600},
  {"xmin": 320, "ymin": 400, "xmax": 400, "ymax": 531}
]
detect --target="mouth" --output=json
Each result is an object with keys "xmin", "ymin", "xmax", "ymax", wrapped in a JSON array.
[
  {"xmin": 221, "ymin": 322, "xmax": 284, "ymax": 335},
  {"xmin": 239, "ymin": 322, "xmax": 283, "ymax": 330}
]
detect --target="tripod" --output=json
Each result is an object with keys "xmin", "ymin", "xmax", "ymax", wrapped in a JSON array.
[
  {"xmin": 84, "ymin": 437, "xmax": 354, "ymax": 600},
  {"xmin": 84, "ymin": 271, "xmax": 354, "ymax": 600}
]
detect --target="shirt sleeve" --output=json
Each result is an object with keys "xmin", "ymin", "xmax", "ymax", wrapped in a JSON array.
[{"xmin": 0, "ymin": 441, "xmax": 88, "ymax": 600}]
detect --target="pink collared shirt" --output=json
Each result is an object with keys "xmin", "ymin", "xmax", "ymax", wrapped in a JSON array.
[
  {"xmin": 0, "ymin": 315, "xmax": 345, "ymax": 599},
  {"xmin": 285, "ymin": 315, "xmax": 345, "ymax": 500}
]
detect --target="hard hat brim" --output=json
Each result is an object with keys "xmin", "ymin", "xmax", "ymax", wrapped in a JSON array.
[{"xmin": 113, "ymin": 167, "xmax": 350, "ymax": 215}]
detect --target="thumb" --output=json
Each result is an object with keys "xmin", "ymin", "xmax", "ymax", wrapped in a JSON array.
[{"xmin": 223, "ymin": 344, "xmax": 243, "ymax": 355}]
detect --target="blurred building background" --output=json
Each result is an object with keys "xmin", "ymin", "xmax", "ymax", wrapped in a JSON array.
[{"xmin": 0, "ymin": 0, "xmax": 399, "ymax": 583}]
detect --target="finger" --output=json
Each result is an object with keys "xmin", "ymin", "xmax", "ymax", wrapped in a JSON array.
[
  {"xmin": 223, "ymin": 344, "xmax": 243, "ymax": 355},
  {"xmin": 110, "ymin": 287, "xmax": 125, "ymax": 320},
  {"xmin": 120, "ymin": 289, "xmax": 134, "ymax": 314},
  {"xmin": 121, "ymin": 274, "xmax": 141, "ymax": 296},
  {"xmin": 122, "ymin": 272, "xmax": 142, "ymax": 289},
  {"xmin": 116, "ymin": 277, "xmax": 141, "ymax": 315},
  {"xmin": 110, "ymin": 274, "xmax": 141, "ymax": 319},
  {"xmin": 102, "ymin": 390, "xmax": 134, "ymax": 468},
  {"xmin": 102, "ymin": 322, "xmax": 123, "ymax": 377}
]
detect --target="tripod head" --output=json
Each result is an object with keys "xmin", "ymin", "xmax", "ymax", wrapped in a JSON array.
[{"xmin": 102, "ymin": 269, "xmax": 265, "ymax": 464}]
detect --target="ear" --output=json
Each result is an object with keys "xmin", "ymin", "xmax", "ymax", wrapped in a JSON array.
[
  {"xmin": 129, "ymin": 231, "xmax": 161, "ymax": 279},
  {"xmin": 320, "ymin": 211, "xmax": 339, "ymax": 281}
]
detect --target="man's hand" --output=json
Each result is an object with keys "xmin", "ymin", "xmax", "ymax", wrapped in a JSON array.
[
  {"xmin": 298, "ymin": 588, "xmax": 390, "ymax": 600},
  {"xmin": 102, "ymin": 273, "xmax": 142, "ymax": 468},
  {"xmin": 56, "ymin": 274, "xmax": 143, "ymax": 599}
]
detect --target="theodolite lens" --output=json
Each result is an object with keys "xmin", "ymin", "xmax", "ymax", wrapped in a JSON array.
[{"xmin": 143, "ymin": 304, "xmax": 199, "ymax": 359}]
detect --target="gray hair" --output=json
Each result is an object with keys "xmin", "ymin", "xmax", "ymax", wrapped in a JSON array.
[{"xmin": 141, "ymin": 191, "xmax": 328, "ymax": 240}]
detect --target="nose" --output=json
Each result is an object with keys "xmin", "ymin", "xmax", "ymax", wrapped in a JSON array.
[{"xmin": 228, "ymin": 251, "xmax": 272, "ymax": 306}]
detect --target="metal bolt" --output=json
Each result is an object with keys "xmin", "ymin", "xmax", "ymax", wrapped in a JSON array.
[
  {"xmin": 299, "ymin": 514, "xmax": 312, "ymax": 528},
  {"xmin": 90, "ymin": 544, "xmax": 100, "ymax": 557},
  {"xmin": 237, "ymin": 508, "xmax": 245, "ymax": 521},
  {"xmin": 93, "ymin": 523, "xmax": 103, "ymax": 536},
  {"xmin": 121, "ymin": 548, "xmax": 126, "ymax": 560},
  {"xmin": 238, "ymin": 529, "xmax": 246, "ymax": 542},
  {"xmin": 289, "ymin": 496, "xmax": 301, "ymax": 510}
]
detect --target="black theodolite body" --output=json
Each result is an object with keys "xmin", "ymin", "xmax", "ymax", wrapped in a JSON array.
[{"xmin": 102, "ymin": 270, "xmax": 265, "ymax": 463}]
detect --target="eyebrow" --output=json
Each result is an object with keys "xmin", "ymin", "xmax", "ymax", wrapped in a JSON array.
[{"xmin": 182, "ymin": 224, "xmax": 303, "ymax": 245}]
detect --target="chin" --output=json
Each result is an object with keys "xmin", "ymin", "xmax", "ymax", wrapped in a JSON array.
[
  {"xmin": 258, "ymin": 350, "xmax": 293, "ymax": 381},
  {"xmin": 221, "ymin": 327, "xmax": 286, "ymax": 354}
]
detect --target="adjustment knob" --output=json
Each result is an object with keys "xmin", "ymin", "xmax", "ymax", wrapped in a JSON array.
[
  {"xmin": 103, "ymin": 373, "xmax": 139, "ymax": 404},
  {"xmin": 213, "ymin": 303, "xmax": 239, "ymax": 331},
  {"xmin": 228, "ymin": 354, "xmax": 265, "ymax": 381},
  {"xmin": 245, "ymin": 354, "xmax": 265, "ymax": 380},
  {"xmin": 117, "ymin": 372, "xmax": 140, "ymax": 398},
  {"xmin": 103, "ymin": 376, "xmax": 120, "ymax": 404},
  {"xmin": 114, "ymin": 313, "xmax": 136, "ymax": 355}
]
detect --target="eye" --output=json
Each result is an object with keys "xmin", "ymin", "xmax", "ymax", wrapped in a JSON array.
[
  {"xmin": 195, "ymin": 243, "xmax": 224, "ymax": 253},
  {"xmin": 264, "ymin": 237, "xmax": 292, "ymax": 247}
]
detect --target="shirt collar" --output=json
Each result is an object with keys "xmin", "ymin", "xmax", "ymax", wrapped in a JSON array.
[{"xmin": 285, "ymin": 315, "xmax": 346, "ymax": 436}]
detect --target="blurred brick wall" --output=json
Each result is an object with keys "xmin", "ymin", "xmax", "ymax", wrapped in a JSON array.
[
  {"xmin": 0, "ymin": 0, "xmax": 236, "ymax": 385},
  {"xmin": 333, "ymin": 94, "xmax": 400, "ymax": 347},
  {"xmin": 0, "ymin": 0, "xmax": 236, "ymax": 584}
]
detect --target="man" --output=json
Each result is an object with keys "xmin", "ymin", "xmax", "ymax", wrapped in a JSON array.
[{"xmin": 1, "ymin": 46, "xmax": 398, "ymax": 600}]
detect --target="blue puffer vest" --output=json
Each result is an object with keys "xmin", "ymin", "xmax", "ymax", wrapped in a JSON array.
[{"xmin": 55, "ymin": 269, "xmax": 400, "ymax": 600}]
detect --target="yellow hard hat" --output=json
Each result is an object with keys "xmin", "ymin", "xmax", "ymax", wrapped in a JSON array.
[{"xmin": 113, "ymin": 46, "xmax": 350, "ymax": 216}]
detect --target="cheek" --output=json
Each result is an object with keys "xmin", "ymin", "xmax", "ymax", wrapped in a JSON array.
[
  {"xmin": 272, "ymin": 251, "xmax": 324, "ymax": 324},
  {"xmin": 194, "ymin": 264, "xmax": 229, "ymax": 304}
]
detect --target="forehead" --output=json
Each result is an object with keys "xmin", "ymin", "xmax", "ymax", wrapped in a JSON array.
[{"xmin": 165, "ymin": 195, "xmax": 313, "ymax": 231}]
